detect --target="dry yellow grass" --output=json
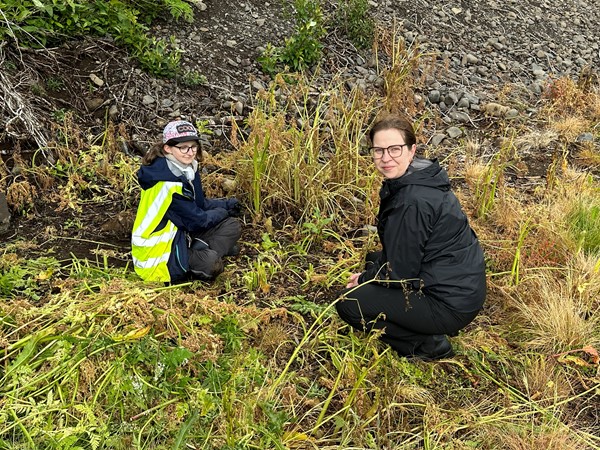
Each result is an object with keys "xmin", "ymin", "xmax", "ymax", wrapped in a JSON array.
[{"xmin": 512, "ymin": 271, "xmax": 598, "ymax": 352}]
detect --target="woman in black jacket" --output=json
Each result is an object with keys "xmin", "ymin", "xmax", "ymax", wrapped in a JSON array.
[{"xmin": 337, "ymin": 114, "xmax": 486, "ymax": 361}]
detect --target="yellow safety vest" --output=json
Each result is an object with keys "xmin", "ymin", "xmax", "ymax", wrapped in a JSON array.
[{"xmin": 131, "ymin": 181, "xmax": 183, "ymax": 282}]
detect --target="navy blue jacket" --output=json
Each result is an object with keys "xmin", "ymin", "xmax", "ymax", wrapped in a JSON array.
[
  {"xmin": 137, "ymin": 157, "xmax": 231, "ymax": 281},
  {"xmin": 360, "ymin": 158, "xmax": 486, "ymax": 313}
]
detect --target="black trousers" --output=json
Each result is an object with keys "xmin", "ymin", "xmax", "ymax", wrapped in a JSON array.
[
  {"xmin": 187, "ymin": 217, "xmax": 241, "ymax": 279},
  {"xmin": 336, "ymin": 253, "xmax": 479, "ymax": 355}
]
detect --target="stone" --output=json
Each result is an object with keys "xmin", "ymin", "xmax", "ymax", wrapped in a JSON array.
[
  {"xmin": 576, "ymin": 132, "xmax": 594, "ymax": 142},
  {"xmin": 457, "ymin": 97, "xmax": 470, "ymax": 109},
  {"xmin": 234, "ymin": 101, "xmax": 244, "ymax": 115},
  {"xmin": 85, "ymin": 97, "xmax": 104, "ymax": 111},
  {"xmin": 428, "ymin": 90, "xmax": 441, "ymax": 103},
  {"xmin": 446, "ymin": 127, "xmax": 463, "ymax": 139},
  {"xmin": 0, "ymin": 192, "xmax": 10, "ymax": 234},
  {"xmin": 505, "ymin": 109, "xmax": 519, "ymax": 119},
  {"xmin": 463, "ymin": 53, "xmax": 479, "ymax": 65},
  {"xmin": 431, "ymin": 134, "xmax": 446, "ymax": 146},
  {"xmin": 222, "ymin": 178, "xmax": 237, "ymax": 193},
  {"xmin": 252, "ymin": 80, "xmax": 266, "ymax": 91},
  {"xmin": 448, "ymin": 111, "xmax": 470, "ymax": 123},
  {"xmin": 482, "ymin": 102, "xmax": 510, "ymax": 117},
  {"xmin": 89, "ymin": 73, "xmax": 104, "ymax": 87},
  {"xmin": 108, "ymin": 105, "xmax": 119, "ymax": 120},
  {"xmin": 142, "ymin": 95, "xmax": 155, "ymax": 105},
  {"xmin": 445, "ymin": 92, "xmax": 459, "ymax": 105}
]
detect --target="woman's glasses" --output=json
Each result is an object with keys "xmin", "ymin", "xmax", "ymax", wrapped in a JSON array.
[{"xmin": 370, "ymin": 144, "xmax": 409, "ymax": 159}]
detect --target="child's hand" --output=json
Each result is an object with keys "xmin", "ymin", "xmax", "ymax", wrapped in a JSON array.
[
  {"xmin": 226, "ymin": 198, "xmax": 239, "ymax": 210},
  {"xmin": 226, "ymin": 198, "xmax": 241, "ymax": 217}
]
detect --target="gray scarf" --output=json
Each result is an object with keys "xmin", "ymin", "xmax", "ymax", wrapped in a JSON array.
[{"xmin": 165, "ymin": 154, "xmax": 198, "ymax": 181}]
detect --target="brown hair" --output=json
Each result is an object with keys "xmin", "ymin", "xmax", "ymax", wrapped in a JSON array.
[
  {"xmin": 141, "ymin": 140, "xmax": 203, "ymax": 166},
  {"xmin": 369, "ymin": 114, "xmax": 416, "ymax": 147}
]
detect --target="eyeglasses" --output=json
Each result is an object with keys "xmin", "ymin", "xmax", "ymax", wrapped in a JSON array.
[
  {"xmin": 370, "ymin": 144, "xmax": 409, "ymax": 159},
  {"xmin": 173, "ymin": 145, "xmax": 198, "ymax": 154}
]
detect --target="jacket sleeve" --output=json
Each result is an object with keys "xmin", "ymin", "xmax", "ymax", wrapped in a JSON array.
[
  {"xmin": 359, "ymin": 254, "xmax": 384, "ymax": 283},
  {"xmin": 367, "ymin": 202, "xmax": 433, "ymax": 288},
  {"xmin": 166, "ymin": 191, "xmax": 228, "ymax": 232},
  {"xmin": 203, "ymin": 197, "xmax": 230, "ymax": 210}
]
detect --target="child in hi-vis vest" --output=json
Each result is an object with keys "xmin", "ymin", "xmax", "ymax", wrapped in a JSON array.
[{"xmin": 131, "ymin": 120, "xmax": 241, "ymax": 283}]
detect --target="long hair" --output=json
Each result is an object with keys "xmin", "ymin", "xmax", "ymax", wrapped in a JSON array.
[{"xmin": 369, "ymin": 114, "xmax": 416, "ymax": 147}]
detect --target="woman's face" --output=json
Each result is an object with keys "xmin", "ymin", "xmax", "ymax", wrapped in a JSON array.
[
  {"xmin": 163, "ymin": 140, "xmax": 199, "ymax": 165},
  {"xmin": 372, "ymin": 128, "xmax": 416, "ymax": 179}
]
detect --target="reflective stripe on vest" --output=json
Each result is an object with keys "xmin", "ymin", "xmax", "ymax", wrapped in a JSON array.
[{"xmin": 131, "ymin": 181, "xmax": 183, "ymax": 282}]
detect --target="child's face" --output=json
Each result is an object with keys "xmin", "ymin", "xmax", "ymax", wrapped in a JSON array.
[{"xmin": 164, "ymin": 140, "xmax": 199, "ymax": 165}]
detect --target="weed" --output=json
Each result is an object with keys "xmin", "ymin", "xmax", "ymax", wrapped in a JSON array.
[
  {"xmin": 179, "ymin": 69, "xmax": 208, "ymax": 88},
  {"xmin": 510, "ymin": 219, "xmax": 533, "ymax": 285},
  {"xmin": 259, "ymin": 0, "xmax": 326, "ymax": 74},
  {"xmin": 566, "ymin": 197, "xmax": 600, "ymax": 255},
  {"xmin": 335, "ymin": 0, "xmax": 375, "ymax": 49},
  {"xmin": 46, "ymin": 76, "xmax": 64, "ymax": 91},
  {"xmin": 5, "ymin": 179, "xmax": 36, "ymax": 215},
  {"xmin": 375, "ymin": 26, "xmax": 431, "ymax": 117},
  {"xmin": 194, "ymin": 119, "xmax": 214, "ymax": 137},
  {"xmin": 257, "ymin": 43, "xmax": 281, "ymax": 76},
  {"xmin": 0, "ymin": 0, "xmax": 186, "ymax": 77},
  {"xmin": 235, "ymin": 73, "xmax": 379, "ymax": 227},
  {"xmin": 52, "ymin": 108, "xmax": 68, "ymax": 122}
]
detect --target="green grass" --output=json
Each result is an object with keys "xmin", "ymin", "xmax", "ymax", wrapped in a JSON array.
[
  {"xmin": 567, "ymin": 197, "xmax": 600, "ymax": 255},
  {"xmin": 1, "ymin": 26, "xmax": 600, "ymax": 450}
]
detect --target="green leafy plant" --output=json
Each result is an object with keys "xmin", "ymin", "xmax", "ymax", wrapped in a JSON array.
[
  {"xmin": 0, "ymin": 0, "xmax": 187, "ymax": 76},
  {"xmin": 52, "ymin": 108, "xmax": 68, "ymax": 122},
  {"xmin": 259, "ymin": 0, "xmax": 326, "ymax": 74},
  {"xmin": 0, "ymin": 255, "xmax": 60, "ymax": 300},
  {"xmin": 336, "ymin": 0, "xmax": 375, "ymax": 49},
  {"xmin": 46, "ymin": 76, "xmax": 64, "ymax": 91},
  {"xmin": 180, "ymin": 69, "xmax": 208, "ymax": 87},
  {"xmin": 195, "ymin": 119, "xmax": 214, "ymax": 136}
]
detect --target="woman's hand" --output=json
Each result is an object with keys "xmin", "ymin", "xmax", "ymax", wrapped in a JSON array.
[{"xmin": 346, "ymin": 272, "xmax": 362, "ymax": 288}]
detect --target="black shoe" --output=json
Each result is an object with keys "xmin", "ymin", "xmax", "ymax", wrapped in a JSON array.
[
  {"xmin": 408, "ymin": 335, "xmax": 455, "ymax": 362},
  {"xmin": 226, "ymin": 244, "xmax": 240, "ymax": 257},
  {"xmin": 190, "ymin": 259, "xmax": 224, "ymax": 281}
]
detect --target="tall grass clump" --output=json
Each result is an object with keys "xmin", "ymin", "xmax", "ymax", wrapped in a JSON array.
[
  {"xmin": 513, "ymin": 271, "xmax": 599, "ymax": 352},
  {"xmin": 374, "ymin": 26, "xmax": 433, "ymax": 117},
  {"xmin": 463, "ymin": 132, "xmax": 517, "ymax": 222},
  {"xmin": 565, "ymin": 195, "xmax": 600, "ymax": 255},
  {"xmin": 234, "ymin": 73, "xmax": 381, "ymax": 229},
  {"xmin": 546, "ymin": 168, "xmax": 600, "ymax": 255}
]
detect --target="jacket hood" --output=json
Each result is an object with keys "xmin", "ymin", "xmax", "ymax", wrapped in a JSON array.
[
  {"xmin": 381, "ymin": 158, "xmax": 450, "ymax": 198},
  {"xmin": 137, "ymin": 157, "xmax": 185, "ymax": 189}
]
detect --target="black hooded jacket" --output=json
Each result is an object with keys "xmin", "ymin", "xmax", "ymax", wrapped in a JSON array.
[{"xmin": 359, "ymin": 158, "xmax": 486, "ymax": 313}]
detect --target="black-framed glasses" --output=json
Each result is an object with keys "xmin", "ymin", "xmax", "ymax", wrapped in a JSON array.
[
  {"xmin": 173, "ymin": 145, "xmax": 198, "ymax": 154},
  {"xmin": 370, "ymin": 144, "xmax": 409, "ymax": 159}
]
